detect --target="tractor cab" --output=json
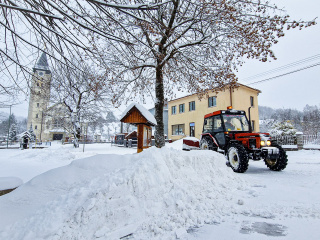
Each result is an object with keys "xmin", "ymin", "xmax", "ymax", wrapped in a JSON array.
[{"xmin": 202, "ymin": 109, "xmax": 251, "ymax": 150}]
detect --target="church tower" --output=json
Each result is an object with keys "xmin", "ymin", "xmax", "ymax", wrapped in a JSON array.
[{"xmin": 27, "ymin": 52, "xmax": 51, "ymax": 141}]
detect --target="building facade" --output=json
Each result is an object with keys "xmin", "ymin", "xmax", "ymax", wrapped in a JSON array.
[
  {"xmin": 27, "ymin": 52, "xmax": 52, "ymax": 141},
  {"xmin": 27, "ymin": 52, "xmax": 71, "ymax": 142},
  {"xmin": 168, "ymin": 84, "xmax": 261, "ymax": 141}
]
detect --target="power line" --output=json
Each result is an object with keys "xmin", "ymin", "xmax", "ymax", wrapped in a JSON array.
[
  {"xmin": 241, "ymin": 54, "xmax": 320, "ymax": 82},
  {"xmin": 247, "ymin": 62, "xmax": 320, "ymax": 86}
]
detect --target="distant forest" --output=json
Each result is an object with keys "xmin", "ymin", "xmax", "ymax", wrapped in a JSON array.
[{"xmin": 259, "ymin": 105, "xmax": 320, "ymax": 135}]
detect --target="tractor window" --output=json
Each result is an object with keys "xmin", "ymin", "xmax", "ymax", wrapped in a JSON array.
[
  {"xmin": 213, "ymin": 115, "xmax": 223, "ymax": 132},
  {"xmin": 222, "ymin": 115, "xmax": 249, "ymax": 132},
  {"xmin": 203, "ymin": 117, "xmax": 213, "ymax": 133}
]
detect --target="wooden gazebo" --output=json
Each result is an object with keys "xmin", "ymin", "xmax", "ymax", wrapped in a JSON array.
[{"xmin": 120, "ymin": 103, "xmax": 157, "ymax": 153}]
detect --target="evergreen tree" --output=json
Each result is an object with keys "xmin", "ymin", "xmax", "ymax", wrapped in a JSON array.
[
  {"xmin": 106, "ymin": 111, "xmax": 117, "ymax": 123},
  {"xmin": 9, "ymin": 124, "xmax": 18, "ymax": 142},
  {"xmin": 28, "ymin": 124, "xmax": 36, "ymax": 142},
  {"xmin": 0, "ymin": 114, "xmax": 17, "ymax": 136}
]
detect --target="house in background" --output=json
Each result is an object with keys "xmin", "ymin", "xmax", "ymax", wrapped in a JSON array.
[
  {"xmin": 148, "ymin": 102, "xmax": 169, "ymax": 137},
  {"xmin": 168, "ymin": 83, "xmax": 261, "ymax": 141}
]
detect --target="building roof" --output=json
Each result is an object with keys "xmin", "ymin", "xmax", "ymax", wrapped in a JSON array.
[
  {"xmin": 168, "ymin": 83, "xmax": 261, "ymax": 103},
  {"xmin": 33, "ymin": 52, "xmax": 50, "ymax": 72},
  {"xmin": 120, "ymin": 103, "xmax": 157, "ymax": 126}
]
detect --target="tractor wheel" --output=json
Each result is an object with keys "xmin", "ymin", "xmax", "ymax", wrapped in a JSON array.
[
  {"xmin": 264, "ymin": 144, "xmax": 288, "ymax": 171},
  {"xmin": 227, "ymin": 144, "xmax": 249, "ymax": 173},
  {"xmin": 200, "ymin": 137, "xmax": 214, "ymax": 150}
]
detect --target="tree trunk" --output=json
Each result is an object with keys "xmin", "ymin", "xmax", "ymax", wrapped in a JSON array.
[
  {"xmin": 71, "ymin": 111, "xmax": 81, "ymax": 148},
  {"xmin": 154, "ymin": 66, "xmax": 165, "ymax": 148}
]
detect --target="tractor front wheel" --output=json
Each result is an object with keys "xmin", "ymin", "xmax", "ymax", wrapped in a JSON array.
[
  {"xmin": 227, "ymin": 144, "xmax": 249, "ymax": 173},
  {"xmin": 200, "ymin": 137, "xmax": 214, "ymax": 150},
  {"xmin": 264, "ymin": 144, "xmax": 288, "ymax": 171}
]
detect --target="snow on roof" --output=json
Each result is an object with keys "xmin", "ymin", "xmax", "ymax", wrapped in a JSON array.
[
  {"xmin": 49, "ymin": 128, "xmax": 65, "ymax": 133},
  {"xmin": 34, "ymin": 52, "xmax": 50, "ymax": 71},
  {"xmin": 120, "ymin": 103, "xmax": 157, "ymax": 126},
  {"xmin": 17, "ymin": 131, "xmax": 31, "ymax": 139}
]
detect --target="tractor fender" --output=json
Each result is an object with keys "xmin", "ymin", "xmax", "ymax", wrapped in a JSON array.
[{"xmin": 200, "ymin": 133, "xmax": 219, "ymax": 148}]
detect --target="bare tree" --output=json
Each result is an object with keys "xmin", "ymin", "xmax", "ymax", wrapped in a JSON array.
[
  {"xmin": 50, "ymin": 59, "xmax": 110, "ymax": 147},
  {"xmin": 80, "ymin": 0, "xmax": 315, "ymax": 147},
  {"xmin": 1, "ymin": 0, "xmax": 316, "ymax": 147}
]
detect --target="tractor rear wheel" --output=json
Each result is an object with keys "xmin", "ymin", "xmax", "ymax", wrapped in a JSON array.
[
  {"xmin": 264, "ymin": 144, "xmax": 288, "ymax": 171},
  {"xmin": 227, "ymin": 143, "xmax": 249, "ymax": 173}
]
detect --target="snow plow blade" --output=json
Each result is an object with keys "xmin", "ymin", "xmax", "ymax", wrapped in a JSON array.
[{"xmin": 182, "ymin": 137, "xmax": 200, "ymax": 151}]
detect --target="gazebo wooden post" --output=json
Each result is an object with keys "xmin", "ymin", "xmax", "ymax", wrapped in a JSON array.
[{"xmin": 137, "ymin": 124, "xmax": 144, "ymax": 153}]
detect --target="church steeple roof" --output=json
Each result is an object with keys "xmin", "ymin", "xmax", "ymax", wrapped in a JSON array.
[{"xmin": 33, "ymin": 52, "xmax": 51, "ymax": 73}]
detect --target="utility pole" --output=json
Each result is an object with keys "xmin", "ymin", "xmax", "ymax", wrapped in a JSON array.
[{"xmin": 6, "ymin": 105, "xmax": 12, "ymax": 148}]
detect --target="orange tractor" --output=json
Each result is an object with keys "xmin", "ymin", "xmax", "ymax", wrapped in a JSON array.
[{"xmin": 183, "ymin": 107, "xmax": 288, "ymax": 173}]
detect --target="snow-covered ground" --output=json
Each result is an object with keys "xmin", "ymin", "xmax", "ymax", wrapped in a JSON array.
[{"xmin": 0, "ymin": 141, "xmax": 319, "ymax": 239}]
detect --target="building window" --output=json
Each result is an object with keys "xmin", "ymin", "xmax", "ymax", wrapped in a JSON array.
[
  {"xmin": 250, "ymin": 96, "xmax": 254, "ymax": 107},
  {"xmin": 35, "ymin": 125, "xmax": 37, "ymax": 130},
  {"xmin": 172, "ymin": 124, "xmax": 185, "ymax": 135},
  {"xmin": 37, "ymin": 103, "xmax": 40, "ymax": 107},
  {"xmin": 189, "ymin": 101, "xmax": 195, "ymax": 111},
  {"xmin": 208, "ymin": 96, "xmax": 217, "ymax": 108},
  {"xmin": 53, "ymin": 118, "xmax": 63, "ymax": 128},
  {"xmin": 171, "ymin": 106, "xmax": 177, "ymax": 115},
  {"xmin": 189, "ymin": 122, "xmax": 195, "ymax": 137},
  {"xmin": 36, "ymin": 114, "xmax": 39, "ymax": 118},
  {"xmin": 179, "ymin": 104, "xmax": 185, "ymax": 113}
]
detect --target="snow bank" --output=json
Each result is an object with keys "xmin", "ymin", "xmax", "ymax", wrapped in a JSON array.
[
  {"xmin": 0, "ymin": 177, "xmax": 23, "ymax": 191},
  {"xmin": 0, "ymin": 147, "xmax": 246, "ymax": 240}
]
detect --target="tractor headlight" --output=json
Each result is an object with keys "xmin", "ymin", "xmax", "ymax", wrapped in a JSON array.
[
  {"xmin": 267, "ymin": 140, "xmax": 271, "ymax": 146},
  {"xmin": 261, "ymin": 140, "xmax": 266, "ymax": 146}
]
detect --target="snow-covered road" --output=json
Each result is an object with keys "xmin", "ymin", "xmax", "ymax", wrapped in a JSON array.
[{"xmin": 188, "ymin": 150, "xmax": 320, "ymax": 240}]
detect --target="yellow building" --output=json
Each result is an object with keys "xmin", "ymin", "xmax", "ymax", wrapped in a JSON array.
[{"xmin": 168, "ymin": 84, "xmax": 261, "ymax": 141}]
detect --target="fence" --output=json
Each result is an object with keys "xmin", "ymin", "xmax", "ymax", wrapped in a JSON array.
[
  {"xmin": 303, "ymin": 134, "xmax": 320, "ymax": 146},
  {"xmin": 272, "ymin": 134, "xmax": 320, "ymax": 150},
  {"xmin": 272, "ymin": 135, "xmax": 297, "ymax": 146}
]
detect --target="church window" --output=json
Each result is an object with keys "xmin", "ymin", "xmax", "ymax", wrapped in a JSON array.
[
  {"xmin": 37, "ymin": 103, "xmax": 40, "ymax": 107},
  {"xmin": 53, "ymin": 118, "xmax": 63, "ymax": 128},
  {"xmin": 36, "ymin": 114, "xmax": 39, "ymax": 118},
  {"xmin": 35, "ymin": 125, "xmax": 38, "ymax": 129}
]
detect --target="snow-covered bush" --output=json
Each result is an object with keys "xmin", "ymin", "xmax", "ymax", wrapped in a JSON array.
[{"xmin": 270, "ymin": 121, "xmax": 297, "ymax": 137}]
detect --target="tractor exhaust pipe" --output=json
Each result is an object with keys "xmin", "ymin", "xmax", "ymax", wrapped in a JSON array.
[{"xmin": 248, "ymin": 107, "xmax": 253, "ymax": 133}]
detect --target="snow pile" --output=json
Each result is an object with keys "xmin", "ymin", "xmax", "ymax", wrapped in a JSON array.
[
  {"xmin": 167, "ymin": 138, "xmax": 185, "ymax": 150},
  {"xmin": 0, "ymin": 177, "xmax": 23, "ymax": 191},
  {"xmin": 0, "ymin": 147, "xmax": 247, "ymax": 240}
]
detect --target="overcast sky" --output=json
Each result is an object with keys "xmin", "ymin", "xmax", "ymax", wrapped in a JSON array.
[
  {"xmin": 2, "ymin": 0, "xmax": 319, "ymax": 118},
  {"xmin": 237, "ymin": 0, "xmax": 320, "ymax": 111}
]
